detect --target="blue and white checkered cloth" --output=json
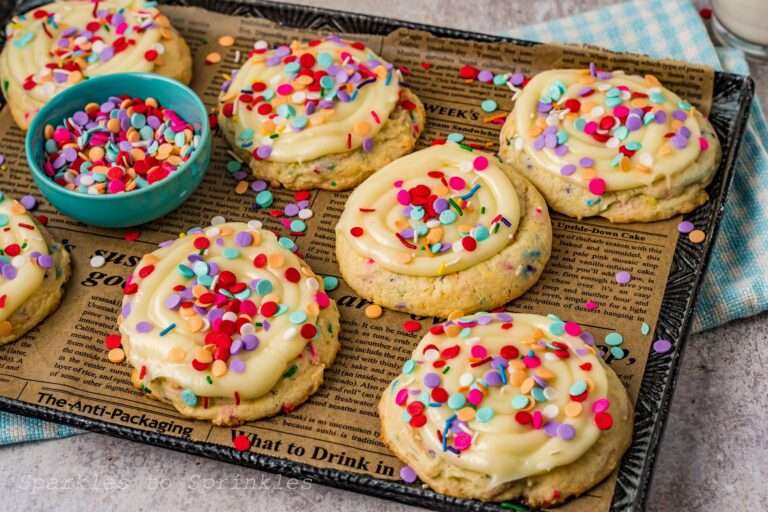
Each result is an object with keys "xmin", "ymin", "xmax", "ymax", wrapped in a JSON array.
[
  {"xmin": 508, "ymin": 0, "xmax": 767, "ymax": 334},
  {"xmin": 1, "ymin": 0, "xmax": 765, "ymax": 447}
]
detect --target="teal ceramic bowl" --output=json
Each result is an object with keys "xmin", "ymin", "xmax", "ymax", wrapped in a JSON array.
[{"xmin": 26, "ymin": 72, "xmax": 211, "ymax": 228}]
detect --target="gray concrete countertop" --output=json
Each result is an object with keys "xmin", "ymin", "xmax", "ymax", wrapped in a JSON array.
[{"xmin": 2, "ymin": 1, "xmax": 767, "ymax": 511}]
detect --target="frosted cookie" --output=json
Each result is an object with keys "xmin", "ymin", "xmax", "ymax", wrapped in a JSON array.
[
  {"xmin": 379, "ymin": 312, "xmax": 633, "ymax": 507},
  {"xmin": 0, "ymin": 0, "xmax": 193, "ymax": 129},
  {"xmin": 217, "ymin": 35, "xmax": 425, "ymax": 191},
  {"xmin": 499, "ymin": 68, "xmax": 722, "ymax": 223},
  {"xmin": 335, "ymin": 143, "xmax": 551, "ymax": 317},
  {"xmin": 118, "ymin": 221, "xmax": 340, "ymax": 425},
  {"xmin": 0, "ymin": 192, "xmax": 71, "ymax": 345}
]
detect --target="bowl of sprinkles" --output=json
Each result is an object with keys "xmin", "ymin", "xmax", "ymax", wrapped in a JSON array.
[{"xmin": 25, "ymin": 72, "xmax": 211, "ymax": 228}]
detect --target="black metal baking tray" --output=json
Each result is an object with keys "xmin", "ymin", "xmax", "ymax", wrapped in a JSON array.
[{"xmin": 0, "ymin": 1, "xmax": 755, "ymax": 511}]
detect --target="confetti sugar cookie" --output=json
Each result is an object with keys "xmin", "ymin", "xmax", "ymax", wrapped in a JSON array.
[
  {"xmin": 336, "ymin": 142, "xmax": 551, "ymax": 317},
  {"xmin": 0, "ymin": 0, "xmax": 193, "ymax": 129},
  {"xmin": 0, "ymin": 192, "xmax": 71, "ymax": 345},
  {"xmin": 118, "ymin": 222, "xmax": 340, "ymax": 425},
  {"xmin": 379, "ymin": 312, "xmax": 633, "ymax": 507},
  {"xmin": 499, "ymin": 68, "xmax": 721, "ymax": 223},
  {"xmin": 217, "ymin": 35, "xmax": 425, "ymax": 191}
]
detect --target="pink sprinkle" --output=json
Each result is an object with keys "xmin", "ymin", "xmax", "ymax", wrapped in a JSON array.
[
  {"xmin": 467, "ymin": 388, "xmax": 484, "ymax": 405},
  {"xmin": 454, "ymin": 432, "xmax": 472, "ymax": 451},
  {"xmin": 393, "ymin": 179, "xmax": 404, "ymax": 188},
  {"xmin": 240, "ymin": 300, "xmax": 258, "ymax": 316},
  {"xmin": 699, "ymin": 136, "xmax": 710, "ymax": 151},
  {"xmin": 108, "ymin": 180, "xmax": 125, "ymax": 193},
  {"xmin": 592, "ymin": 398, "xmax": 610, "ymax": 414},
  {"xmin": 564, "ymin": 321, "xmax": 581, "ymax": 336},
  {"xmin": 276, "ymin": 83, "xmax": 294, "ymax": 96},
  {"xmin": 470, "ymin": 344, "xmax": 487, "ymax": 359},
  {"xmin": 396, "ymin": 189, "xmax": 410, "ymax": 205},
  {"xmin": 395, "ymin": 388, "xmax": 408, "ymax": 406},
  {"xmin": 522, "ymin": 355, "xmax": 541, "ymax": 369},
  {"xmin": 584, "ymin": 300, "xmax": 598, "ymax": 311},
  {"xmin": 53, "ymin": 127, "xmax": 72, "ymax": 145},
  {"xmin": 588, "ymin": 178, "xmax": 606, "ymax": 196},
  {"xmin": 448, "ymin": 176, "xmax": 466, "ymax": 190},
  {"xmin": 315, "ymin": 292, "xmax": 330, "ymax": 309},
  {"xmin": 473, "ymin": 156, "xmax": 488, "ymax": 171},
  {"xmin": 532, "ymin": 410, "xmax": 543, "ymax": 429},
  {"xmin": 584, "ymin": 121, "xmax": 598, "ymax": 135},
  {"xmin": 613, "ymin": 105, "xmax": 629, "ymax": 118}
]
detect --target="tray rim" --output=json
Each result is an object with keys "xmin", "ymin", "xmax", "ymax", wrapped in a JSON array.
[{"xmin": 0, "ymin": 1, "xmax": 756, "ymax": 511}]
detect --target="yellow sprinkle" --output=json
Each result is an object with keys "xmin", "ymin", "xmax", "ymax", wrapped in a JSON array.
[
  {"xmin": 364, "ymin": 304, "xmax": 383, "ymax": 319},
  {"xmin": 205, "ymin": 52, "xmax": 222, "ymax": 64},
  {"xmin": 564, "ymin": 402, "xmax": 583, "ymax": 417},
  {"xmin": 218, "ymin": 35, "xmax": 235, "ymax": 47},
  {"xmin": 167, "ymin": 346, "xmax": 187, "ymax": 363},
  {"xmin": 688, "ymin": 229, "xmax": 706, "ymax": 244},
  {"xmin": 211, "ymin": 360, "xmax": 228, "ymax": 377},
  {"xmin": 107, "ymin": 348, "xmax": 125, "ymax": 363}
]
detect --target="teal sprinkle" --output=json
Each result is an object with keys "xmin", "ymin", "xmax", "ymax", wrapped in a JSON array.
[
  {"xmin": 322, "ymin": 276, "xmax": 339, "ymax": 291},
  {"xmin": 0, "ymin": 214, "xmax": 10, "ymax": 227},
  {"xmin": 447, "ymin": 393, "xmax": 466, "ymax": 410},
  {"xmin": 511, "ymin": 395, "xmax": 529, "ymax": 410},
  {"xmin": 177, "ymin": 264, "xmax": 194, "ymax": 278},
  {"xmin": 278, "ymin": 237, "xmax": 296, "ymax": 251},
  {"xmin": 613, "ymin": 126, "xmax": 629, "ymax": 141},
  {"xmin": 159, "ymin": 323, "xmax": 176, "ymax": 337},
  {"xmin": 556, "ymin": 130, "xmax": 569, "ymax": 144},
  {"xmin": 606, "ymin": 87, "xmax": 621, "ymax": 98},
  {"xmin": 678, "ymin": 100, "xmax": 692, "ymax": 111},
  {"xmin": 197, "ymin": 275, "xmax": 213, "ymax": 287},
  {"xmin": 192, "ymin": 261, "xmax": 209, "ymax": 276},
  {"xmin": 585, "ymin": 197, "xmax": 602, "ymax": 207},
  {"xmin": 459, "ymin": 327, "xmax": 471, "ymax": 338},
  {"xmin": 611, "ymin": 346, "xmax": 626, "ymax": 359},
  {"xmin": 289, "ymin": 311, "xmax": 307, "ymax": 324},
  {"xmin": 317, "ymin": 52, "xmax": 333, "ymax": 68},
  {"xmin": 222, "ymin": 247, "xmax": 240, "ymax": 259},
  {"xmin": 235, "ymin": 289, "xmax": 251, "ymax": 301},
  {"xmin": 180, "ymin": 389, "xmax": 198, "ymax": 407},
  {"xmin": 532, "ymin": 387, "xmax": 546, "ymax": 402},
  {"xmin": 447, "ymin": 133, "xmax": 464, "ymax": 143},
  {"xmin": 439, "ymin": 210, "xmax": 457, "ymax": 224},
  {"xmin": 574, "ymin": 117, "xmax": 586, "ymax": 131},
  {"xmin": 256, "ymin": 279, "xmax": 273, "ymax": 295},
  {"xmin": 605, "ymin": 332, "xmax": 624, "ymax": 346},
  {"xmin": 226, "ymin": 160, "xmax": 242, "ymax": 173},
  {"xmin": 610, "ymin": 154, "xmax": 623, "ymax": 167},
  {"xmin": 605, "ymin": 96, "xmax": 622, "ymax": 107},
  {"xmin": 476, "ymin": 407, "xmax": 494, "ymax": 422},
  {"xmin": 403, "ymin": 360, "xmax": 416, "ymax": 374},
  {"xmin": 641, "ymin": 322, "xmax": 651, "ymax": 335},
  {"xmin": 493, "ymin": 74, "xmax": 508, "ymax": 86},
  {"xmin": 473, "ymin": 226, "xmax": 489, "ymax": 241},
  {"xmin": 410, "ymin": 206, "xmax": 425, "ymax": 220},
  {"xmin": 626, "ymin": 141, "xmax": 642, "ymax": 151},
  {"xmin": 460, "ymin": 183, "xmax": 481, "ymax": 200},
  {"xmin": 549, "ymin": 321, "xmax": 565, "ymax": 336},
  {"xmin": 569, "ymin": 381, "xmax": 587, "ymax": 395}
]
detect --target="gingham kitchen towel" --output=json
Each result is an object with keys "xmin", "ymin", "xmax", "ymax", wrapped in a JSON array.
[
  {"xmin": 507, "ymin": 0, "xmax": 767, "ymax": 334},
  {"xmin": 1, "ymin": 0, "xmax": 764, "ymax": 447}
]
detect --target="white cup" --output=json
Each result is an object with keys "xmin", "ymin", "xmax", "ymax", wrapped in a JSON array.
[{"xmin": 712, "ymin": 0, "xmax": 768, "ymax": 59}]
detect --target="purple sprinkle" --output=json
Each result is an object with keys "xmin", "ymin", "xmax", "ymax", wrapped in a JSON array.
[
  {"xmin": 476, "ymin": 315, "xmax": 492, "ymax": 325},
  {"xmin": 537, "ymin": 101, "xmax": 552, "ymax": 113},
  {"xmin": 235, "ymin": 231, "xmax": 253, "ymax": 247},
  {"xmin": 72, "ymin": 111, "xmax": 89, "ymax": 126},
  {"xmin": 677, "ymin": 220, "xmax": 695, "ymax": 234},
  {"xmin": 495, "ymin": 312, "xmax": 513, "ymax": 322},
  {"xmin": 136, "ymin": 321, "xmax": 153, "ymax": 333},
  {"xmin": 122, "ymin": 303, "xmax": 132, "ymax": 318},
  {"xmin": 544, "ymin": 133, "xmax": 558, "ymax": 148},
  {"xmin": 37, "ymin": 254, "xmax": 53, "ymax": 269},
  {"xmin": 284, "ymin": 204, "xmax": 300, "ymax": 217},
  {"xmin": 477, "ymin": 70, "xmax": 493, "ymax": 82},
  {"xmin": 554, "ymin": 144, "xmax": 569, "ymax": 157},
  {"xmin": 615, "ymin": 271, "xmax": 632, "ymax": 284},
  {"xmin": 100, "ymin": 46, "xmax": 115, "ymax": 62},
  {"xmin": 100, "ymin": 101, "xmax": 115, "ymax": 113},
  {"xmin": 251, "ymin": 180, "xmax": 268, "ymax": 192},
  {"xmin": 399, "ymin": 465, "xmax": 418, "ymax": 483},
  {"xmin": 558, "ymin": 423, "xmax": 576, "ymax": 440},
  {"xmin": 653, "ymin": 339, "xmax": 673, "ymax": 354},
  {"xmin": 560, "ymin": 164, "xmax": 577, "ymax": 176},
  {"xmin": 230, "ymin": 338, "xmax": 244, "ymax": 355},
  {"xmin": 580, "ymin": 331, "xmax": 595, "ymax": 345},
  {"xmin": 509, "ymin": 72, "xmax": 525, "ymax": 86},
  {"xmin": 423, "ymin": 373, "xmax": 441, "ymax": 388},
  {"xmin": 544, "ymin": 421, "xmax": 560, "ymax": 437},
  {"xmin": 165, "ymin": 294, "xmax": 182, "ymax": 310},
  {"xmin": 3, "ymin": 265, "xmax": 17, "ymax": 280},
  {"xmin": 671, "ymin": 135, "xmax": 688, "ymax": 149},
  {"xmin": 654, "ymin": 110, "xmax": 668, "ymax": 124},
  {"xmin": 672, "ymin": 110, "xmax": 687, "ymax": 121},
  {"xmin": 579, "ymin": 157, "xmax": 594, "ymax": 167},
  {"xmin": 533, "ymin": 136, "xmax": 546, "ymax": 151},
  {"xmin": 230, "ymin": 359, "xmax": 246, "ymax": 373},
  {"xmin": 484, "ymin": 370, "xmax": 502, "ymax": 386},
  {"xmin": 490, "ymin": 356, "xmax": 508, "ymax": 369},
  {"xmin": 62, "ymin": 147, "xmax": 78, "ymax": 162},
  {"xmin": 626, "ymin": 115, "xmax": 643, "ymax": 131},
  {"xmin": 362, "ymin": 137, "xmax": 374, "ymax": 152},
  {"xmin": 20, "ymin": 195, "xmax": 37, "ymax": 210},
  {"xmin": 679, "ymin": 126, "xmax": 692, "ymax": 139},
  {"xmin": 256, "ymin": 145, "xmax": 272, "ymax": 159},
  {"xmin": 242, "ymin": 334, "xmax": 259, "ymax": 351}
]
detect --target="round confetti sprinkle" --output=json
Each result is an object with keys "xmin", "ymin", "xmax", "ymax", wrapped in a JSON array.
[
  {"xmin": 677, "ymin": 220, "xmax": 695, "ymax": 234},
  {"xmin": 403, "ymin": 320, "xmax": 421, "ymax": 332},
  {"xmin": 605, "ymin": 332, "xmax": 623, "ymax": 346},
  {"xmin": 615, "ymin": 271, "xmax": 632, "ymax": 284},
  {"xmin": 653, "ymin": 339, "xmax": 672, "ymax": 354},
  {"xmin": 480, "ymin": 99, "xmax": 497, "ymax": 113},
  {"xmin": 323, "ymin": 276, "xmax": 339, "ymax": 291},
  {"xmin": 218, "ymin": 35, "xmax": 235, "ymax": 47},
  {"xmin": 90, "ymin": 255, "xmax": 106, "ymax": 268},
  {"xmin": 399, "ymin": 465, "xmax": 418, "ymax": 483},
  {"xmin": 365, "ymin": 304, "xmax": 383, "ymax": 319},
  {"xmin": 205, "ymin": 51, "xmax": 222, "ymax": 64},
  {"xmin": 688, "ymin": 229, "xmax": 706, "ymax": 244},
  {"xmin": 588, "ymin": 178, "xmax": 606, "ymax": 196},
  {"xmin": 233, "ymin": 434, "xmax": 252, "ymax": 451}
]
